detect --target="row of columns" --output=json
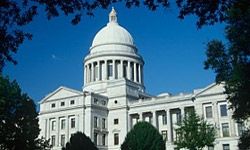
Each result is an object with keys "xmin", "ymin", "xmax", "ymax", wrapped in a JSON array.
[
  {"xmin": 129, "ymin": 107, "xmax": 188, "ymax": 143},
  {"xmin": 45, "ymin": 115, "xmax": 79, "ymax": 147},
  {"xmin": 84, "ymin": 59, "xmax": 143, "ymax": 84}
]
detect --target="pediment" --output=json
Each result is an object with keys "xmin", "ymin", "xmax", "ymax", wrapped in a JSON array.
[
  {"xmin": 40, "ymin": 86, "xmax": 82, "ymax": 103},
  {"xmin": 194, "ymin": 83, "xmax": 225, "ymax": 97}
]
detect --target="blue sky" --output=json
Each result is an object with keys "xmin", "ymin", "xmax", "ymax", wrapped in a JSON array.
[{"xmin": 4, "ymin": 4, "xmax": 226, "ymax": 105}]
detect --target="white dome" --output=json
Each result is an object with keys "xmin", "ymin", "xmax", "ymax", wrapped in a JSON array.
[
  {"xmin": 90, "ymin": 7, "xmax": 136, "ymax": 55},
  {"xmin": 91, "ymin": 22, "xmax": 134, "ymax": 47}
]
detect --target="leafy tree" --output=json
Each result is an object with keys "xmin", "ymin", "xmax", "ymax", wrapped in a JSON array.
[
  {"xmin": 0, "ymin": 75, "xmax": 51, "ymax": 150},
  {"xmin": 62, "ymin": 132, "xmax": 98, "ymax": 150},
  {"xmin": 174, "ymin": 110, "xmax": 215, "ymax": 150},
  {"xmin": 121, "ymin": 121, "xmax": 165, "ymax": 150},
  {"xmin": 238, "ymin": 129, "xmax": 250, "ymax": 150},
  {"xmin": 202, "ymin": 1, "xmax": 250, "ymax": 148}
]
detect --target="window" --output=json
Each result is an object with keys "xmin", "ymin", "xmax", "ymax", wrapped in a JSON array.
[
  {"xmin": 94, "ymin": 116, "xmax": 98, "ymax": 128},
  {"xmin": 220, "ymin": 104, "xmax": 228, "ymax": 117},
  {"xmin": 108, "ymin": 63, "xmax": 113, "ymax": 77},
  {"xmin": 70, "ymin": 100, "xmax": 75, "ymax": 105},
  {"xmin": 94, "ymin": 132, "xmax": 98, "ymax": 145},
  {"xmin": 222, "ymin": 123, "xmax": 230, "ymax": 137},
  {"xmin": 61, "ymin": 119, "xmax": 66, "ymax": 130},
  {"xmin": 238, "ymin": 122, "xmax": 245, "ymax": 136},
  {"xmin": 61, "ymin": 134, "xmax": 65, "ymax": 147},
  {"xmin": 51, "ymin": 120, "xmax": 56, "ymax": 131},
  {"xmin": 161, "ymin": 130, "xmax": 167, "ymax": 141},
  {"xmin": 51, "ymin": 135, "xmax": 56, "ymax": 147},
  {"xmin": 162, "ymin": 114, "xmax": 167, "ymax": 125},
  {"xmin": 60, "ymin": 101, "xmax": 65, "ymax": 106},
  {"xmin": 208, "ymin": 146, "xmax": 214, "ymax": 150},
  {"xmin": 102, "ymin": 134, "xmax": 106, "ymax": 146},
  {"xmin": 223, "ymin": 144, "xmax": 230, "ymax": 150},
  {"xmin": 51, "ymin": 103, "xmax": 56, "ymax": 108},
  {"xmin": 102, "ymin": 100, "xmax": 106, "ymax": 105},
  {"xmin": 176, "ymin": 112, "xmax": 181, "ymax": 124},
  {"xmin": 114, "ymin": 133, "xmax": 119, "ymax": 145},
  {"xmin": 205, "ymin": 106, "xmax": 213, "ymax": 118},
  {"xmin": 102, "ymin": 118, "xmax": 106, "ymax": 129},
  {"xmin": 114, "ymin": 119, "xmax": 119, "ymax": 125},
  {"xmin": 94, "ymin": 98, "xmax": 98, "ymax": 104},
  {"xmin": 71, "ymin": 118, "xmax": 75, "ymax": 128},
  {"xmin": 185, "ymin": 106, "xmax": 194, "ymax": 116}
]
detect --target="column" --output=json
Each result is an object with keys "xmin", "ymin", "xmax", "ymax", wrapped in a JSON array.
[
  {"xmin": 139, "ymin": 112, "xmax": 143, "ymax": 121},
  {"xmin": 120, "ymin": 60, "xmax": 124, "ymax": 78},
  {"xmin": 66, "ymin": 116, "xmax": 70, "ymax": 141},
  {"xmin": 213, "ymin": 102, "xmax": 220, "ymax": 137},
  {"xmin": 127, "ymin": 61, "xmax": 131, "ymax": 80},
  {"xmin": 152, "ymin": 111, "xmax": 157, "ymax": 128},
  {"xmin": 104, "ymin": 60, "xmax": 107, "ymax": 80},
  {"xmin": 180, "ymin": 107, "xmax": 185, "ymax": 120},
  {"xmin": 138, "ymin": 64, "xmax": 141, "ymax": 83},
  {"xmin": 92, "ymin": 62, "xmax": 95, "ymax": 81},
  {"xmin": 98, "ymin": 61, "xmax": 101, "ymax": 80},
  {"xmin": 112, "ymin": 60, "xmax": 116, "ymax": 79},
  {"xmin": 57, "ymin": 117, "xmax": 60, "ymax": 146},
  {"xmin": 87, "ymin": 64, "xmax": 90, "ymax": 83},
  {"xmin": 166, "ymin": 109, "xmax": 172, "ymax": 142},
  {"xmin": 46, "ymin": 119, "xmax": 50, "ymax": 140},
  {"xmin": 134, "ymin": 63, "xmax": 137, "ymax": 82},
  {"xmin": 84, "ymin": 65, "xmax": 87, "ymax": 84}
]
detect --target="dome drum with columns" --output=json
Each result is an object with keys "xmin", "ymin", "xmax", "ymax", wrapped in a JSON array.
[{"xmin": 83, "ymin": 7, "xmax": 144, "ymax": 93}]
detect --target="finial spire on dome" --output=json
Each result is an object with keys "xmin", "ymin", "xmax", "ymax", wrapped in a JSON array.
[{"xmin": 109, "ymin": 7, "xmax": 117, "ymax": 23}]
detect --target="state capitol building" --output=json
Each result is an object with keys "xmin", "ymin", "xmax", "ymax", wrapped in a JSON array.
[{"xmin": 38, "ymin": 8, "xmax": 245, "ymax": 150}]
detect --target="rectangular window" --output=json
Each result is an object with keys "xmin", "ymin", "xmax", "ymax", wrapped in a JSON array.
[
  {"xmin": 222, "ymin": 123, "xmax": 230, "ymax": 137},
  {"xmin": 70, "ymin": 100, "xmax": 75, "ymax": 105},
  {"xmin": 94, "ymin": 116, "xmax": 98, "ymax": 128},
  {"xmin": 94, "ymin": 132, "xmax": 98, "ymax": 145},
  {"xmin": 114, "ymin": 119, "xmax": 119, "ymax": 125},
  {"xmin": 114, "ymin": 133, "xmax": 119, "ymax": 145},
  {"xmin": 51, "ymin": 120, "xmax": 56, "ymax": 131},
  {"xmin": 238, "ymin": 122, "xmax": 245, "ymax": 136},
  {"xmin": 71, "ymin": 118, "xmax": 75, "ymax": 128},
  {"xmin": 208, "ymin": 146, "xmax": 214, "ymax": 150},
  {"xmin": 102, "ymin": 134, "xmax": 106, "ymax": 146},
  {"xmin": 102, "ymin": 118, "xmax": 106, "ymax": 129},
  {"xmin": 60, "ymin": 101, "xmax": 65, "ymax": 106},
  {"xmin": 223, "ymin": 144, "xmax": 230, "ymax": 150},
  {"xmin": 102, "ymin": 100, "xmax": 106, "ymax": 105},
  {"xmin": 61, "ymin": 119, "xmax": 66, "ymax": 130},
  {"xmin": 51, "ymin": 103, "xmax": 56, "ymax": 108},
  {"xmin": 177, "ymin": 112, "xmax": 181, "ymax": 124},
  {"xmin": 51, "ymin": 135, "xmax": 56, "ymax": 147},
  {"xmin": 205, "ymin": 106, "xmax": 213, "ymax": 118},
  {"xmin": 161, "ymin": 130, "xmax": 167, "ymax": 141},
  {"xmin": 108, "ymin": 63, "xmax": 113, "ymax": 77},
  {"xmin": 162, "ymin": 114, "xmax": 167, "ymax": 125},
  {"xmin": 220, "ymin": 104, "xmax": 228, "ymax": 117},
  {"xmin": 94, "ymin": 98, "xmax": 98, "ymax": 104},
  {"xmin": 61, "ymin": 134, "xmax": 65, "ymax": 147}
]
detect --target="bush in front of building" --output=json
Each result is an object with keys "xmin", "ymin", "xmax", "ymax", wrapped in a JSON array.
[
  {"xmin": 62, "ymin": 132, "xmax": 98, "ymax": 150},
  {"xmin": 121, "ymin": 121, "xmax": 165, "ymax": 150}
]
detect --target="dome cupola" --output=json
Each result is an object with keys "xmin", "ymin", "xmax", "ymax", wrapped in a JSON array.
[{"xmin": 90, "ymin": 7, "xmax": 136, "ymax": 54}]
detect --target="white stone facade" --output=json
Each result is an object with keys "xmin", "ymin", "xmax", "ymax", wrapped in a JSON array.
[{"xmin": 38, "ymin": 8, "xmax": 246, "ymax": 150}]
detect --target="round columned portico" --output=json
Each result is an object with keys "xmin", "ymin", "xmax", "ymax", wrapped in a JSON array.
[{"xmin": 83, "ymin": 8, "xmax": 144, "ymax": 93}]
